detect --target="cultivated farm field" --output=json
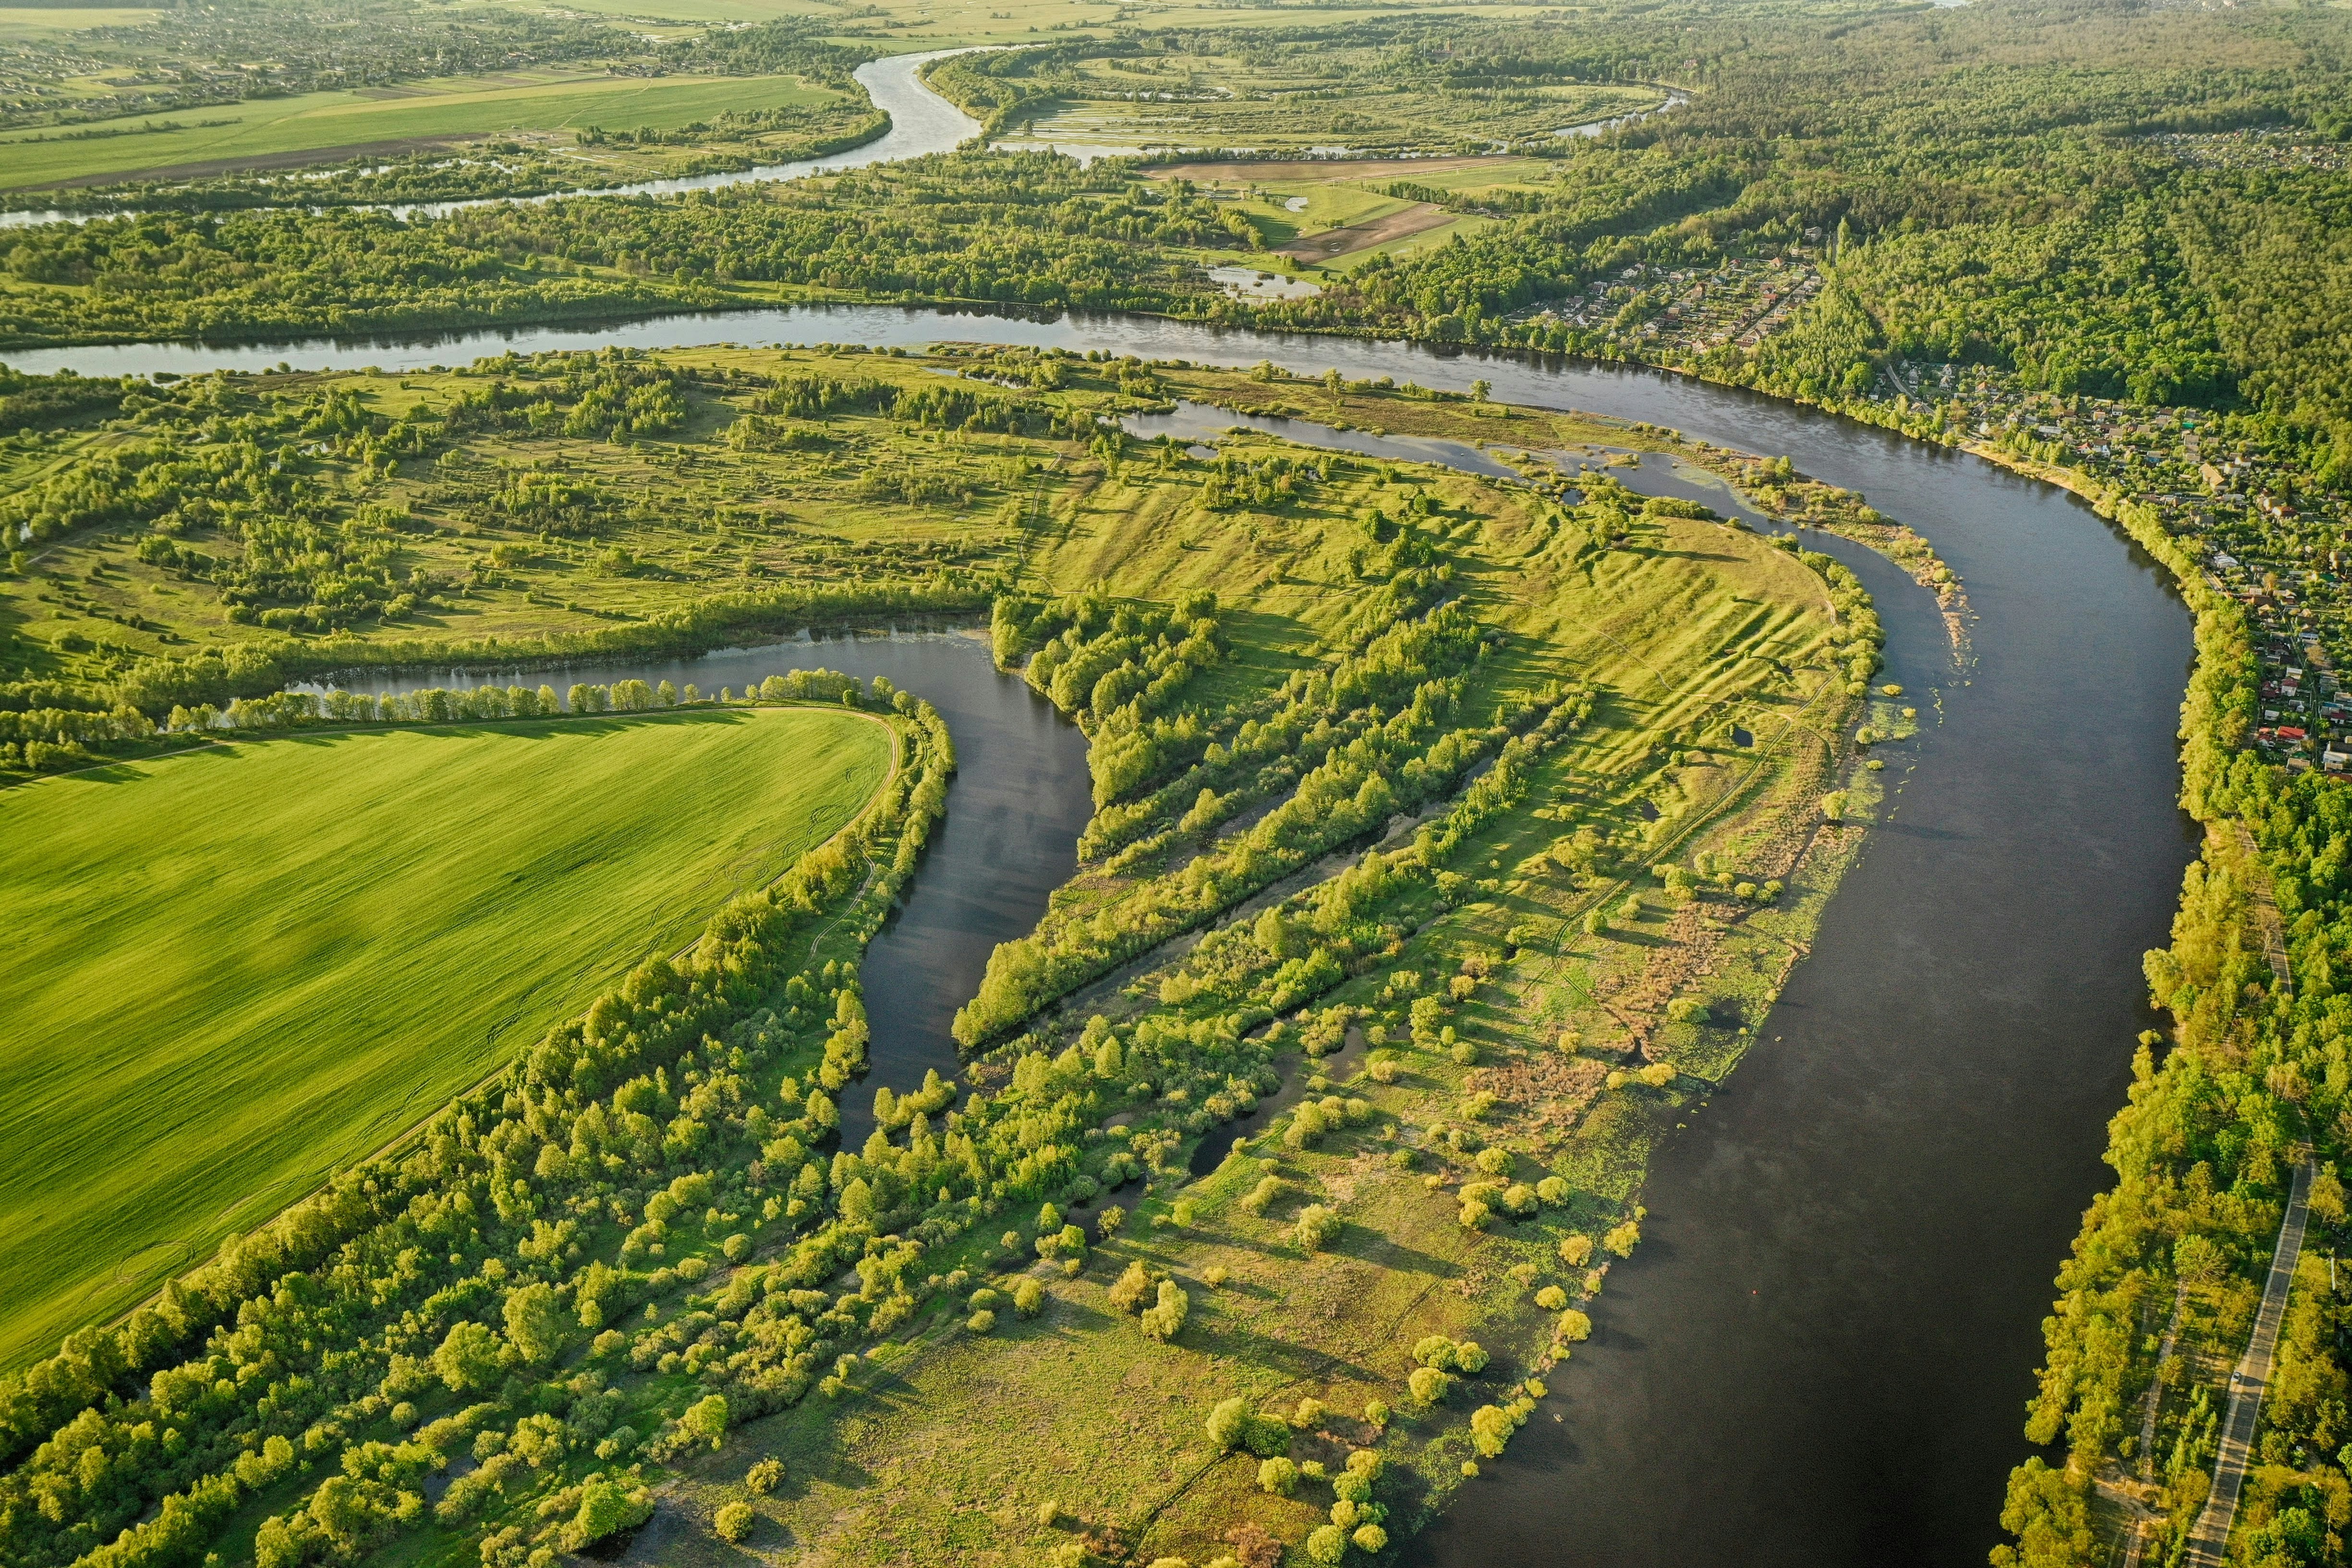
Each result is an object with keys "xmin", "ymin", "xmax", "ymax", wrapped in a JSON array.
[
  {"xmin": 0, "ymin": 704, "xmax": 889, "ymax": 1371},
  {"xmin": 0, "ymin": 70, "xmax": 849, "ymax": 193}
]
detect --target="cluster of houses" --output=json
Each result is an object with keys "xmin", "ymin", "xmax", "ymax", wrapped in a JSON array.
[
  {"xmin": 1872, "ymin": 367, "xmax": 2352, "ymax": 772},
  {"xmin": 1515, "ymin": 254, "xmax": 1822, "ymax": 355}
]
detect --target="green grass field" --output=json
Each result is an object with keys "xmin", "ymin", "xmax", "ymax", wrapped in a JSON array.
[
  {"xmin": 0, "ymin": 705, "xmax": 889, "ymax": 1371},
  {"xmin": 0, "ymin": 69, "xmax": 845, "ymax": 190}
]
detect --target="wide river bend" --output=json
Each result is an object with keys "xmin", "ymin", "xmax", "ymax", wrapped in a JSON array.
[
  {"xmin": 0, "ymin": 66, "xmax": 2197, "ymax": 1561},
  {"xmin": 209, "ymin": 306, "xmax": 2205, "ymax": 1567}
]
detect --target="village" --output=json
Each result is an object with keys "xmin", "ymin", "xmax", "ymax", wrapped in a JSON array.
[{"xmin": 1853, "ymin": 358, "xmax": 2352, "ymax": 770}]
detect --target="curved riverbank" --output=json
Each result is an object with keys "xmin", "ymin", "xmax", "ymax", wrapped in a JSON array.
[
  {"xmin": 0, "ymin": 49, "xmax": 989, "ymax": 233},
  {"xmin": 4, "ymin": 312, "xmax": 2199, "ymax": 1566}
]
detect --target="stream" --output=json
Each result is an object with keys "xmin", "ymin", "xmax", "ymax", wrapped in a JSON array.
[{"xmin": 3, "ymin": 129, "xmax": 2200, "ymax": 1568}]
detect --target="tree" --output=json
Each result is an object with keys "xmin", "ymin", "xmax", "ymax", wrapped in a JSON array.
[
  {"xmin": 1109, "ymin": 1259, "xmax": 1154, "ymax": 1313},
  {"xmin": 503, "ymin": 1281, "xmax": 566, "ymax": 1366},
  {"xmin": 714, "ymin": 1502, "xmax": 754, "ymax": 1543},
  {"xmin": 561, "ymin": 1475, "xmax": 654, "ymax": 1551},
  {"xmin": 1259, "ymin": 1456, "xmax": 1300, "ymax": 1495},
  {"xmin": 1604, "ymin": 1220, "xmax": 1641, "ymax": 1257},
  {"xmin": 1012, "ymin": 1277, "xmax": 1045, "ymax": 1316},
  {"xmin": 1140, "ymin": 1279, "xmax": 1189, "ymax": 1341},
  {"xmin": 1294, "ymin": 1203, "xmax": 1342, "ymax": 1252},
  {"xmin": 1307, "ymin": 1524, "xmax": 1348, "ymax": 1565},
  {"xmin": 1408, "ymin": 1365, "xmax": 1452, "ymax": 1404},
  {"xmin": 682, "ymin": 1393, "xmax": 730, "ymax": 1448},
  {"xmin": 745, "ymin": 1457, "xmax": 784, "ymax": 1495},
  {"xmin": 433, "ymin": 1320, "xmax": 508, "ymax": 1393},
  {"xmin": 1207, "ymin": 1397, "xmax": 1253, "ymax": 1451}
]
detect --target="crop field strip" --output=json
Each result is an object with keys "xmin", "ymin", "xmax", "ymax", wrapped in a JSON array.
[
  {"xmin": 0, "ymin": 704, "xmax": 890, "ymax": 1373},
  {"xmin": 0, "ymin": 72, "xmax": 851, "ymax": 192}
]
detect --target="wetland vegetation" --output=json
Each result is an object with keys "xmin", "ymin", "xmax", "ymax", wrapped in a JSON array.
[{"xmin": 4, "ymin": 0, "xmax": 2352, "ymax": 1564}]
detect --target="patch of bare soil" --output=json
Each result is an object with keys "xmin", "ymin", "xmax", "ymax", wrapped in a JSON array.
[
  {"xmin": 42, "ymin": 134, "xmax": 477, "ymax": 188},
  {"xmin": 1277, "ymin": 201, "xmax": 1453, "ymax": 263}
]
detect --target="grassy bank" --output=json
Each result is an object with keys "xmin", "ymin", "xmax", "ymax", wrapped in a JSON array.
[{"xmin": 0, "ymin": 704, "xmax": 889, "ymax": 1372}]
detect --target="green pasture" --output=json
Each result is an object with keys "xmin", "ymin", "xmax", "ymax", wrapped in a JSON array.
[
  {"xmin": 0, "ymin": 8, "xmax": 159, "ymax": 43},
  {"xmin": 0, "ymin": 69, "xmax": 845, "ymax": 189},
  {"xmin": 0, "ymin": 705, "xmax": 888, "ymax": 1370}
]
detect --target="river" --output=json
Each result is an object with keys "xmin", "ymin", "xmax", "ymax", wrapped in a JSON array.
[
  {"xmin": 308, "ymin": 631, "xmax": 1093, "ymax": 1153},
  {"xmin": 6, "ymin": 222, "xmax": 2194, "ymax": 1568},
  {"xmin": 0, "ymin": 49, "xmax": 985, "ymax": 232}
]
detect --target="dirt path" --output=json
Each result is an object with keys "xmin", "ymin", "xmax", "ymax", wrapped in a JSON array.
[{"xmin": 2182, "ymin": 1158, "xmax": 2314, "ymax": 1568}]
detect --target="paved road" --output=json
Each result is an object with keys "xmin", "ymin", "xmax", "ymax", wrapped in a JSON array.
[{"xmin": 2182, "ymin": 1159, "xmax": 2315, "ymax": 1568}]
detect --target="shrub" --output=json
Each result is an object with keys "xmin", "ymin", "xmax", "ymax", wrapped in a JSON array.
[
  {"xmin": 1259, "ymin": 1456, "xmax": 1300, "ymax": 1495},
  {"xmin": 1293, "ymin": 1397, "xmax": 1326, "ymax": 1430},
  {"xmin": 1604, "ymin": 1220, "xmax": 1642, "ymax": 1257},
  {"xmin": 1203, "ymin": 1264, "xmax": 1230, "ymax": 1288},
  {"xmin": 1556, "ymin": 1309, "xmax": 1594, "ymax": 1343},
  {"xmin": 1457, "ymin": 1199, "xmax": 1492, "ymax": 1229},
  {"xmin": 1207, "ymin": 1398, "xmax": 1253, "ymax": 1451},
  {"xmin": 1364, "ymin": 1399, "xmax": 1391, "ymax": 1428},
  {"xmin": 1285, "ymin": 1101, "xmax": 1330, "ymax": 1149},
  {"xmin": 1293, "ymin": 1203, "xmax": 1342, "ymax": 1252},
  {"xmin": 1414, "ymin": 1335, "xmax": 1460, "ymax": 1370},
  {"xmin": 1140, "ymin": 1279, "xmax": 1190, "ymax": 1341},
  {"xmin": 1109, "ymin": 1260, "xmax": 1155, "ymax": 1314},
  {"xmin": 1502, "ymin": 1183, "xmax": 1538, "ymax": 1216},
  {"xmin": 1474, "ymin": 1146, "xmax": 1515, "ymax": 1177},
  {"xmin": 1408, "ymin": 1366, "xmax": 1452, "ymax": 1404},
  {"xmin": 1012, "ymin": 1277, "xmax": 1045, "ymax": 1317},
  {"xmin": 713, "ymin": 1502, "xmax": 754, "ymax": 1544},
  {"xmin": 1240, "ymin": 1176, "xmax": 1285, "ymax": 1216},
  {"xmin": 1332, "ymin": 1469, "xmax": 1370, "ymax": 1504},
  {"xmin": 1534, "ymin": 1285, "xmax": 1568, "ymax": 1310},
  {"xmin": 1354, "ymin": 1524, "xmax": 1390, "ymax": 1553},
  {"xmin": 1454, "ymin": 1341, "xmax": 1489, "ymax": 1374},
  {"xmin": 745, "ymin": 1458, "xmax": 784, "ymax": 1495},
  {"xmin": 1369, "ymin": 1057, "xmax": 1400, "ymax": 1084},
  {"xmin": 1307, "ymin": 1524, "xmax": 1349, "ymax": 1565},
  {"xmin": 1098, "ymin": 1205, "xmax": 1126, "ymax": 1235},
  {"xmin": 969, "ymin": 1287, "xmax": 1003, "ymax": 1311},
  {"xmin": 1558, "ymin": 1234, "xmax": 1593, "ymax": 1267},
  {"xmin": 561, "ymin": 1475, "xmax": 655, "ymax": 1551},
  {"xmin": 682, "ymin": 1394, "xmax": 730, "ymax": 1448},
  {"xmin": 1536, "ymin": 1176, "xmax": 1569, "ymax": 1205},
  {"xmin": 967, "ymin": 1310, "xmax": 996, "ymax": 1334}
]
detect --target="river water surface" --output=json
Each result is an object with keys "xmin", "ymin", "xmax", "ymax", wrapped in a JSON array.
[
  {"xmin": 313, "ymin": 631, "xmax": 1091, "ymax": 1152},
  {"xmin": 22, "ymin": 313, "xmax": 2194, "ymax": 1568}
]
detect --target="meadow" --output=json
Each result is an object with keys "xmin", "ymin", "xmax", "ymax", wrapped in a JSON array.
[
  {"xmin": 0, "ymin": 70, "xmax": 849, "ymax": 192},
  {"xmin": 0, "ymin": 704, "xmax": 889, "ymax": 1371},
  {"xmin": 970, "ymin": 36, "xmax": 1662, "ymax": 153}
]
